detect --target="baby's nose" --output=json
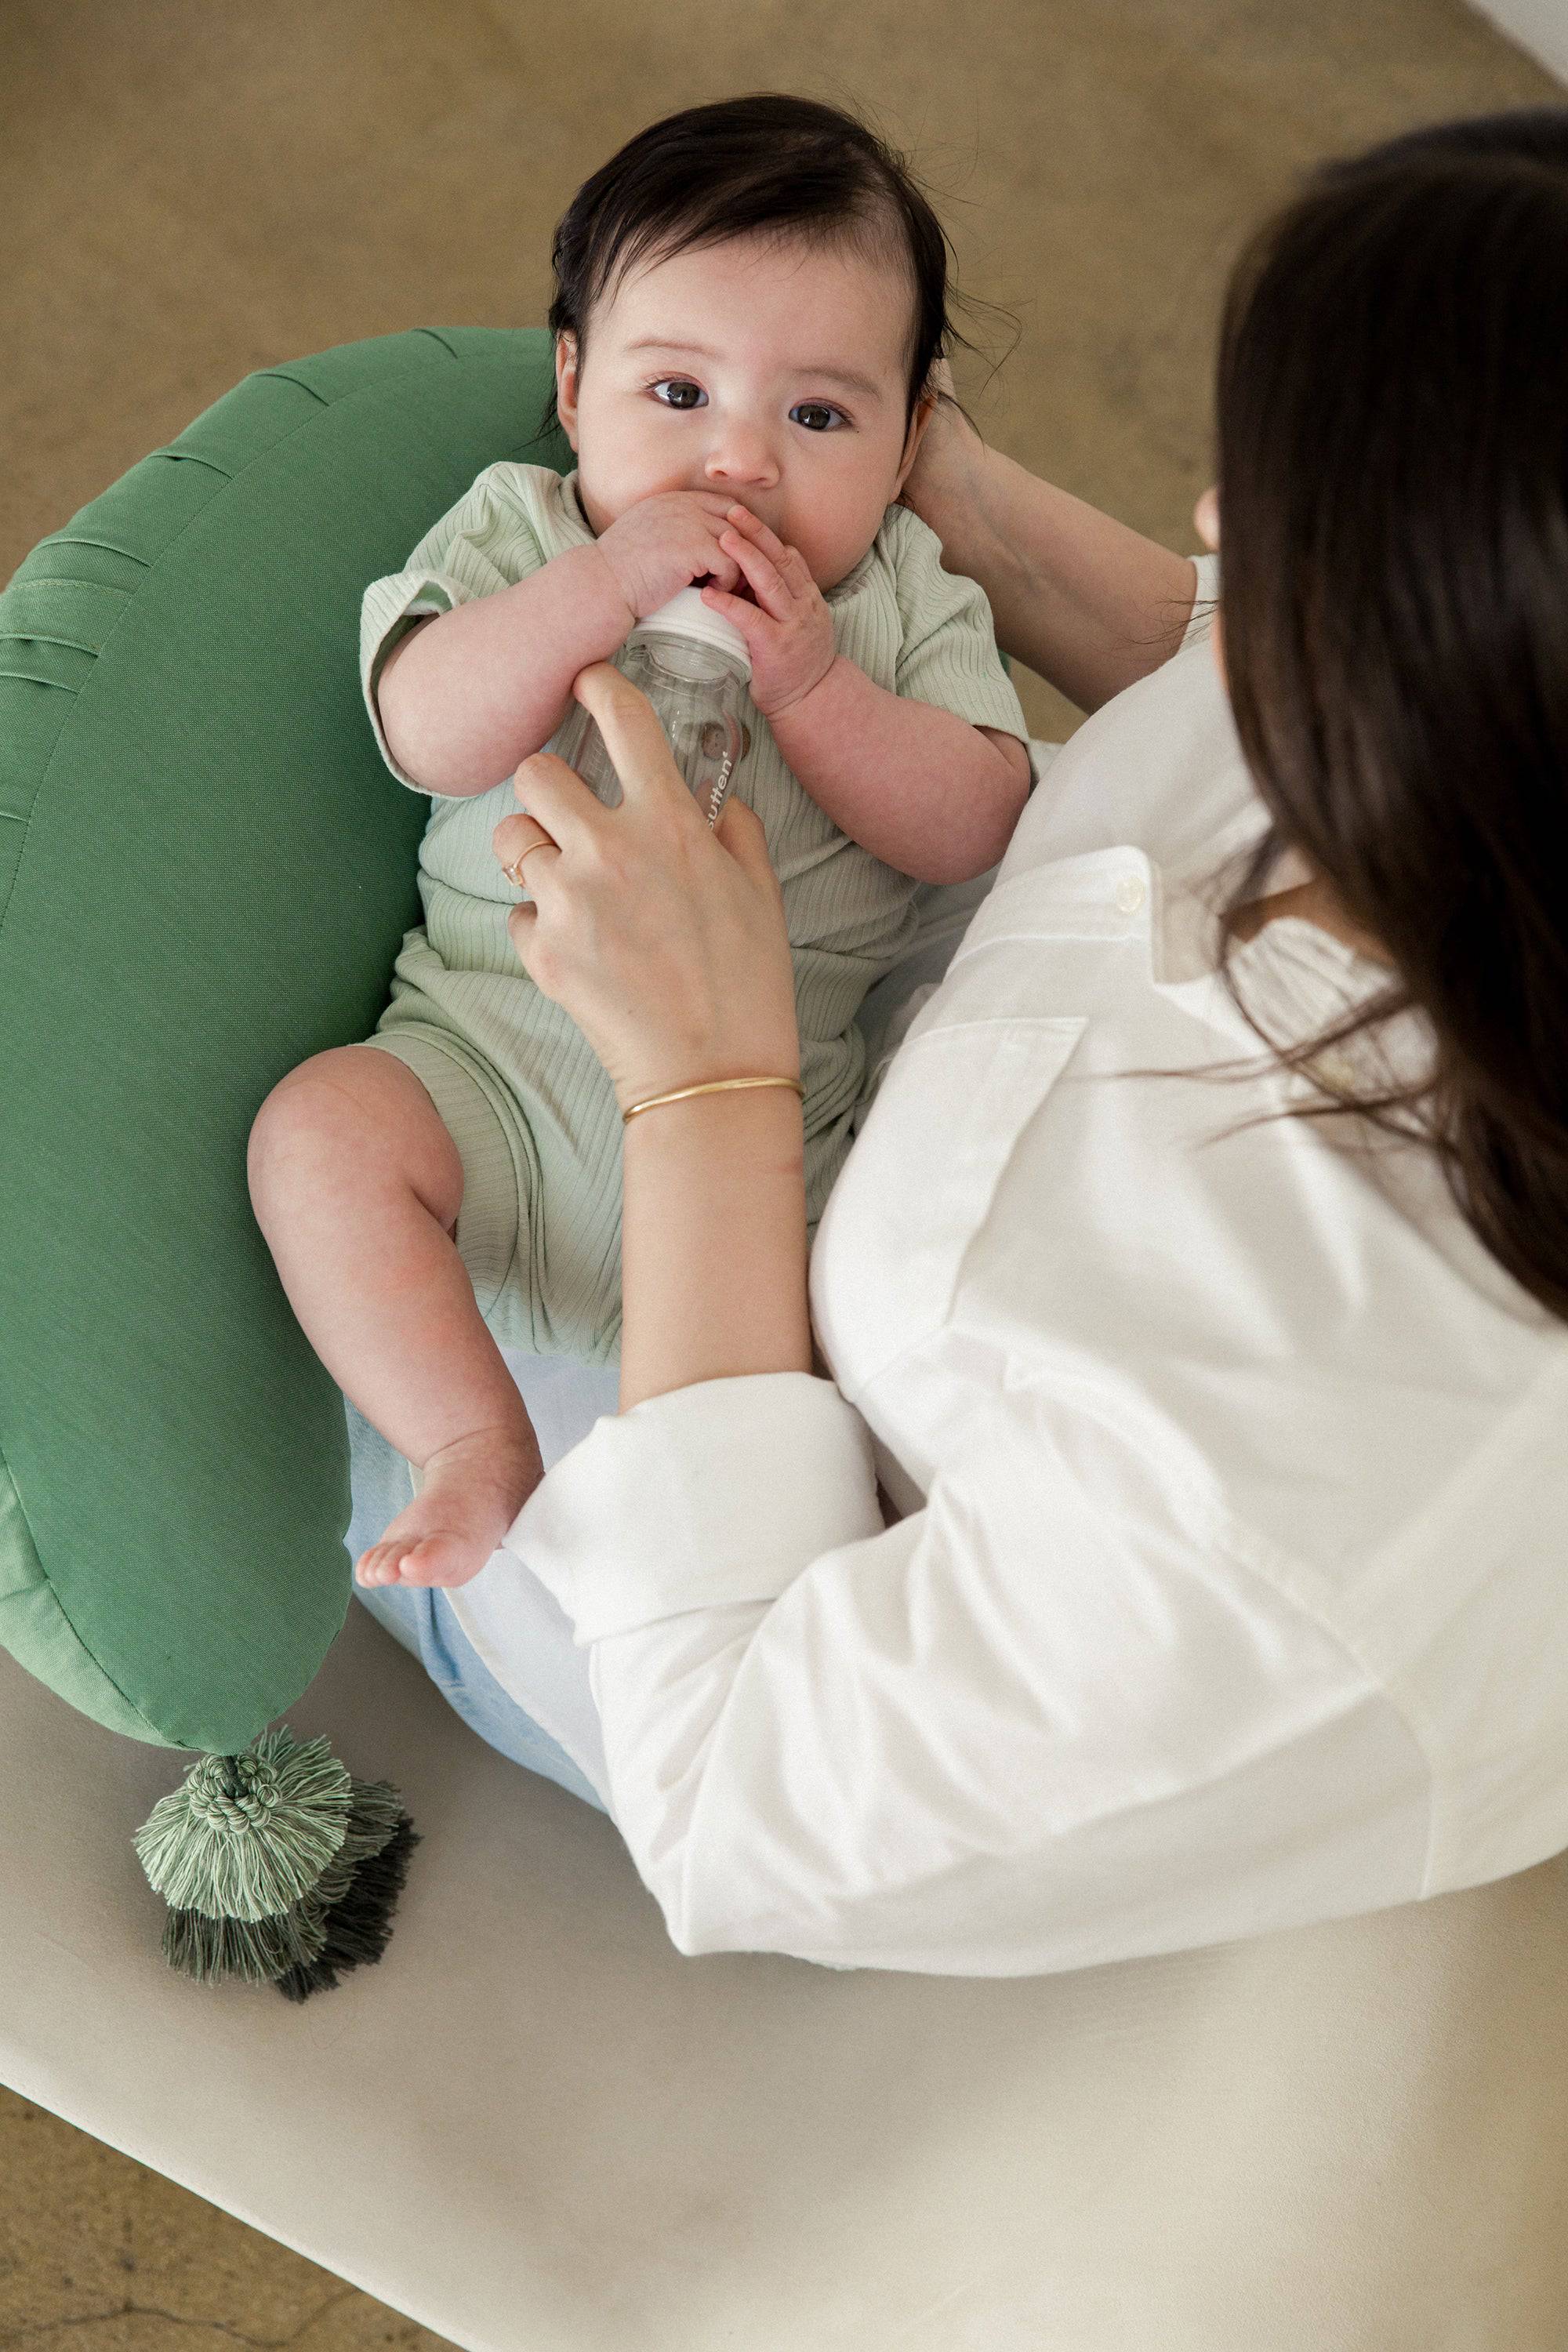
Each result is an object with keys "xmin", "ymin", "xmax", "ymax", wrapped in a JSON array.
[{"xmin": 703, "ymin": 426, "xmax": 779, "ymax": 489}]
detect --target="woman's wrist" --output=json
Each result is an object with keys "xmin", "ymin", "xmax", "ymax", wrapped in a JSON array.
[
  {"xmin": 622, "ymin": 1076, "xmax": 805, "ymax": 1168},
  {"xmin": 622, "ymin": 1072, "xmax": 804, "ymax": 1120},
  {"xmin": 913, "ymin": 415, "xmax": 1197, "ymax": 711},
  {"xmin": 619, "ymin": 1083, "xmax": 811, "ymax": 1410},
  {"xmin": 611, "ymin": 1040, "xmax": 802, "ymax": 1122}
]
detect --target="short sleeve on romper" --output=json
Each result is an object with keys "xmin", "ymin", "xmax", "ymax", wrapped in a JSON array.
[
  {"xmin": 886, "ymin": 503, "xmax": 1032, "ymax": 762},
  {"xmin": 359, "ymin": 463, "xmax": 554, "ymax": 794}
]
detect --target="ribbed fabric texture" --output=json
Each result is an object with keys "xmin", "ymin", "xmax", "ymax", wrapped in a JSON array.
[{"xmin": 358, "ymin": 462, "xmax": 1029, "ymax": 1358}]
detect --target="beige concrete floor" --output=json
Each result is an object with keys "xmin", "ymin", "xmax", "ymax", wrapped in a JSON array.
[{"xmin": 0, "ymin": 1, "xmax": 1559, "ymax": 2345}]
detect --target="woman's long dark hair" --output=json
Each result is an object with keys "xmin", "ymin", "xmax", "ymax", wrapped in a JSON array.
[
  {"xmin": 1214, "ymin": 107, "xmax": 1568, "ymax": 1319},
  {"xmin": 537, "ymin": 92, "xmax": 1015, "ymax": 441}
]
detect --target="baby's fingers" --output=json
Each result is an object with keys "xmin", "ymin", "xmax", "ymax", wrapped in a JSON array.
[
  {"xmin": 698, "ymin": 583, "xmax": 760, "ymax": 633},
  {"xmin": 703, "ymin": 532, "xmax": 744, "ymax": 591},
  {"xmin": 724, "ymin": 507, "xmax": 815, "ymax": 597},
  {"xmin": 724, "ymin": 504, "xmax": 790, "ymax": 564},
  {"xmin": 720, "ymin": 526, "xmax": 793, "ymax": 618}
]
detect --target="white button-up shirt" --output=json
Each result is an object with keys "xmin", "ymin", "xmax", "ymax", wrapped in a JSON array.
[{"xmin": 478, "ymin": 556, "xmax": 1568, "ymax": 1975}]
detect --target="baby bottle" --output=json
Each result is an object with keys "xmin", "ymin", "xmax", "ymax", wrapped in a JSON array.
[{"xmin": 553, "ymin": 586, "xmax": 752, "ymax": 829}]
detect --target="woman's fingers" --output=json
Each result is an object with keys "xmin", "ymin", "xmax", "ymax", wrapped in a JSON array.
[
  {"xmin": 492, "ymin": 666, "xmax": 700, "ymax": 887},
  {"xmin": 714, "ymin": 793, "xmax": 782, "ymax": 895},
  {"xmin": 491, "ymin": 750, "xmax": 602, "ymax": 870},
  {"xmin": 505, "ymin": 895, "xmax": 543, "ymax": 972},
  {"xmin": 569, "ymin": 661, "xmax": 694, "ymax": 813},
  {"xmin": 500, "ymin": 809, "xmax": 561, "ymax": 884}
]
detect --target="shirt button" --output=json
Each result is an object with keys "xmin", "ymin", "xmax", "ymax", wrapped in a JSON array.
[{"xmin": 1114, "ymin": 875, "xmax": 1147, "ymax": 914}]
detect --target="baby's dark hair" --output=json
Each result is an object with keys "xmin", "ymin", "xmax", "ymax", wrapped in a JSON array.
[{"xmin": 538, "ymin": 92, "xmax": 990, "ymax": 440}]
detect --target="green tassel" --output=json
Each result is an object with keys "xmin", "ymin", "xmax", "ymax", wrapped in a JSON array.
[
  {"xmin": 160, "ymin": 1896, "xmax": 327, "ymax": 1986},
  {"xmin": 135, "ymin": 1727, "xmax": 351, "ymax": 1920},
  {"xmin": 272, "ymin": 1801, "xmax": 422, "ymax": 2004},
  {"xmin": 133, "ymin": 1727, "xmax": 419, "ymax": 1998}
]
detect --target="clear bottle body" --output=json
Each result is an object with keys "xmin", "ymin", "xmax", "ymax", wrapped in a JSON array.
[{"xmin": 553, "ymin": 633, "xmax": 751, "ymax": 828}]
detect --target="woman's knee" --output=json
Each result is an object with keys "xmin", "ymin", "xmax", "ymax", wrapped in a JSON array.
[{"xmin": 247, "ymin": 1044, "xmax": 463, "ymax": 1235}]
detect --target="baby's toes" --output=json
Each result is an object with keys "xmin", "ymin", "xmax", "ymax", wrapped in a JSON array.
[
  {"xmin": 396, "ymin": 1530, "xmax": 488, "ymax": 1588},
  {"xmin": 355, "ymin": 1539, "xmax": 407, "ymax": 1585}
]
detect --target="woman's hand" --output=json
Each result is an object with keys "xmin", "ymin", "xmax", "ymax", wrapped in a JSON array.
[
  {"xmin": 897, "ymin": 356, "xmax": 985, "ymax": 533},
  {"xmin": 491, "ymin": 662, "xmax": 801, "ymax": 1113}
]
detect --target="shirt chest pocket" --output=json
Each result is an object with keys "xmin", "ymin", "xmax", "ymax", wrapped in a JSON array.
[{"xmin": 811, "ymin": 1011, "xmax": 1089, "ymax": 1392}]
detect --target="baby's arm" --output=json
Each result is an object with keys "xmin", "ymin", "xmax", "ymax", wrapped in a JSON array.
[
  {"xmin": 376, "ymin": 544, "xmax": 633, "ymax": 798},
  {"xmin": 701, "ymin": 502, "xmax": 1030, "ymax": 886},
  {"xmin": 767, "ymin": 666, "xmax": 1030, "ymax": 885},
  {"xmin": 374, "ymin": 484, "xmax": 751, "ymax": 799}
]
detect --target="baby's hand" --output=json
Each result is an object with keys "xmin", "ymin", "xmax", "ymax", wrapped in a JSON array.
[
  {"xmin": 699, "ymin": 507, "xmax": 838, "ymax": 720},
  {"xmin": 595, "ymin": 491, "xmax": 746, "ymax": 621}
]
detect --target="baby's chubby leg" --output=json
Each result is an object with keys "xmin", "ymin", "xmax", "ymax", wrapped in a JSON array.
[{"xmin": 246, "ymin": 1044, "xmax": 543, "ymax": 1589}]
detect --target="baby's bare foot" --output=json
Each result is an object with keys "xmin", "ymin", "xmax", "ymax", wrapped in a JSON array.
[{"xmin": 355, "ymin": 1421, "xmax": 543, "ymax": 1590}]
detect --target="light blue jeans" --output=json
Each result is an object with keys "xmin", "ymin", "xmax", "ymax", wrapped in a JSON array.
[
  {"xmin": 342, "ymin": 858, "xmax": 1013, "ymax": 1819},
  {"xmin": 351, "ymin": 1570, "xmax": 608, "ymax": 1812}
]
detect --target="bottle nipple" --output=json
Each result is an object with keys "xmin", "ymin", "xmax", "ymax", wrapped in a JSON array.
[{"xmin": 630, "ymin": 587, "xmax": 751, "ymax": 677}]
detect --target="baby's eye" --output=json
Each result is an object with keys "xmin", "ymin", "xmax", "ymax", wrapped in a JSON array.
[
  {"xmin": 649, "ymin": 378, "xmax": 706, "ymax": 410},
  {"xmin": 790, "ymin": 401, "xmax": 848, "ymax": 433}
]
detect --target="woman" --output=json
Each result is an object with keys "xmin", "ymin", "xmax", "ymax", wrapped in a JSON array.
[{"xmin": 354, "ymin": 107, "xmax": 1568, "ymax": 1973}]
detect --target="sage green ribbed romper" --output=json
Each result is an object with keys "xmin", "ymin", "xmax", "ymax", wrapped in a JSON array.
[{"xmin": 358, "ymin": 463, "xmax": 1029, "ymax": 1365}]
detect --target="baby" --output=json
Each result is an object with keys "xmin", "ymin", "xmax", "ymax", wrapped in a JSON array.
[{"xmin": 246, "ymin": 93, "xmax": 1032, "ymax": 1592}]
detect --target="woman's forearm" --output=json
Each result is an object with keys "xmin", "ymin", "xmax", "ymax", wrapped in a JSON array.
[
  {"xmin": 903, "ymin": 411, "xmax": 1200, "ymax": 714},
  {"xmin": 618, "ymin": 1088, "xmax": 812, "ymax": 1411}
]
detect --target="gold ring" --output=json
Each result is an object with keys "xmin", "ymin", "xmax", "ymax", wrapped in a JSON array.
[{"xmin": 503, "ymin": 840, "xmax": 555, "ymax": 885}]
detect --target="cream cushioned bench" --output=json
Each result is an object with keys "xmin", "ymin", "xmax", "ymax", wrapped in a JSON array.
[{"xmin": 4, "ymin": 1599, "xmax": 1567, "ymax": 2350}]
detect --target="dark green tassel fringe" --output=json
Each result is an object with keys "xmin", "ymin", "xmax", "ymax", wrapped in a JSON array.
[
  {"xmin": 271, "ymin": 1810, "xmax": 422, "ymax": 2003},
  {"xmin": 133, "ymin": 1726, "xmax": 420, "ymax": 2002}
]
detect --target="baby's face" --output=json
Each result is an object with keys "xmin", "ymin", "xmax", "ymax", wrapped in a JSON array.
[{"xmin": 555, "ymin": 233, "xmax": 931, "ymax": 594}]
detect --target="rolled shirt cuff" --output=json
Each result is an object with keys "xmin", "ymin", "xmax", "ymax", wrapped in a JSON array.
[
  {"xmin": 502, "ymin": 1371, "xmax": 884, "ymax": 1643},
  {"xmin": 1180, "ymin": 551, "xmax": 1221, "ymax": 653}
]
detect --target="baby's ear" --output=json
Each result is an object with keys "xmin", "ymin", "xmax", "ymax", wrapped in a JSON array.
[
  {"xmin": 895, "ymin": 392, "xmax": 939, "ymax": 490},
  {"xmin": 554, "ymin": 331, "xmax": 583, "ymax": 447}
]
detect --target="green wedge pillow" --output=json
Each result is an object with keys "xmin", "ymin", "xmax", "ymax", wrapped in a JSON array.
[{"xmin": 0, "ymin": 328, "xmax": 572, "ymax": 1753}]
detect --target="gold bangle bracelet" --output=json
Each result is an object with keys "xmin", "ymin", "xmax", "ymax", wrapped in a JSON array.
[{"xmin": 622, "ymin": 1075, "xmax": 805, "ymax": 1124}]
